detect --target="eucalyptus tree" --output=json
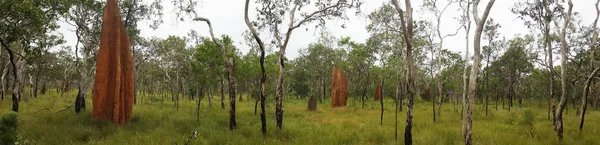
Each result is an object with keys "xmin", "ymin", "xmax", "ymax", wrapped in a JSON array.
[
  {"xmin": 296, "ymin": 41, "xmax": 337, "ymax": 102},
  {"xmin": 66, "ymin": 0, "xmax": 103, "ymax": 113},
  {"xmin": 0, "ymin": 0, "xmax": 71, "ymax": 112},
  {"xmin": 245, "ymin": 0, "xmax": 363, "ymax": 130},
  {"xmin": 191, "ymin": 37, "xmax": 230, "ymax": 121},
  {"xmin": 117, "ymin": 0, "xmax": 163, "ymax": 104},
  {"xmin": 465, "ymin": 0, "xmax": 495, "ymax": 144},
  {"xmin": 422, "ymin": 0, "xmax": 462, "ymax": 122},
  {"xmin": 500, "ymin": 36, "xmax": 534, "ymax": 111},
  {"xmin": 456, "ymin": 0, "xmax": 472, "ymax": 121},
  {"xmin": 27, "ymin": 34, "xmax": 65, "ymax": 99},
  {"xmin": 181, "ymin": 6, "xmax": 239, "ymax": 129},
  {"xmin": 554, "ymin": 0, "xmax": 573, "ymax": 140},
  {"xmin": 153, "ymin": 36, "xmax": 190, "ymax": 111},
  {"xmin": 367, "ymin": 3, "xmax": 404, "ymax": 125},
  {"xmin": 482, "ymin": 18, "xmax": 501, "ymax": 115},
  {"xmin": 513, "ymin": 0, "xmax": 560, "ymax": 120},
  {"xmin": 390, "ymin": 0, "xmax": 415, "ymax": 143},
  {"xmin": 580, "ymin": 0, "xmax": 600, "ymax": 132},
  {"xmin": 339, "ymin": 37, "xmax": 375, "ymax": 108},
  {"xmin": 240, "ymin": 30, "xmax": 266, "ymax": 115}
]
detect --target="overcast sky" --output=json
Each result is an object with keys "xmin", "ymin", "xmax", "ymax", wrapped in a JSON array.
[{"xmin": 57, "ymin": 0, "xmax": 598, "ymax": 60}]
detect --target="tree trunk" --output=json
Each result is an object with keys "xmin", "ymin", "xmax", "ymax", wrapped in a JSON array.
[
  {"xmin": 1, "ymin": 40, "xmax": 20, "ymax": 112},
  {"xmin": 208, "ymin": 87, "xmax": 213, "ymax": 108},
  {"xmin": 391, "ymin": 1, "xmax": 414, "ymax": 143},
  {"xmin": 275, "ymin": 48, "xmax": 284, "ymax": 130},
  {"xmin": 33, "ymin": 67, "xmax": 40, "ymax": 98},
  {"xmin": 75, "ymin": 86, "xmax": 87, "ymax": 113},
  {"xmin": 220, "ymin": 76, "xmax": 225, "ymax": 109},
  {"xmin": 461, "ymin": 1, "xmax": 472, "ymax": 137},
  {"xmin": 465, "ymin": 1, "xmax": 495, "ymax": 144},
  {"xmin": 380, "ymin": 79, "xmax": 384, "ymax": 126},
  {"xmin": 554, "ymin": 0, "xmax": 572, "ymax": 139},
  {"xmin": 243, "ymin": 1, "xmax": 267, "ymax": 134},
  {"xmin": 437, "ymin": 81, "xmax": 443, "ymax": 117},
  {"xmin": 545, "ymin": 9, "xmax": 555, "ymax": 122},
  {"xmin": 580, "ymin": 0, "xmax": 600, "ymax": 132},
  {"xmin": 580, "ymin": 68, "xmax": 600, "ymax": 131},
  {"xmin": 197, "ymin": 86, "xmax": 204, "ymax": 121},
  {"xmin": 322, "ymin": 78, "xmax": 326, "ymax": 103},
  {"xmin": 1, "ymin": 63, "xmax": 8, "ymax": 100}
]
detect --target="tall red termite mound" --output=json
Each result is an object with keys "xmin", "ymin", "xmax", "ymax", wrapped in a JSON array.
[
  {"xmin": 423, "ymin": 85, "xmax": 431, "ymax": 101},
  {"xmin": 330, "ymin": 66, "xmax": 348, "ymax": 107},
  {"xmin": 308, "ymin": 95, "xmax": 317, "ymax": 111},
  {"xmin": 374, "ymin": 83, "xmax": 382, "ymax": 101},
  {"xmin": 92, "ymin": 0, "xmax": 134, "ymax": 125}
]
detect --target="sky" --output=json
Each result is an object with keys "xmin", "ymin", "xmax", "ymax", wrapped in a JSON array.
[{"xmin": 57, "ymin": 0, "xmax": 598, "ymax": 60}]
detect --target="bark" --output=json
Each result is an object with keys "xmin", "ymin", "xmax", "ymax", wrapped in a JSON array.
[
  {"xmin": 194, "ymin": 17, "xmax": 238, "ymax": 130},
  {"xmin": 380, "ymin": 79, "xmax": 384, "ymax": 126},
  {"xmin": 461, "ymin": 0, "xmax": 471, "ymax": 137},
  {"xmin": 543, "ymin": 0, "xmax": 555, "ymax": 121},
  {"xmin": 1, "ymin": 62, "xmax": 8, "ymax": 100},
  {"xmin": 322, "ymin": 78, "xmax": 326, "ymax": 103},
  {"xmin": 220, "ymin": 76, "xmax": 225, "ymax": 109},
  {"xmin": 208, "ymin": 87, "xmax": 213, "ymax": 108},
  {"xmin": 33, "ymin": 67, "xmax": 40, "ymax": 98},
  {"xmin": 197, "ymin": 85, "xmax": 204, "ymax": 121},
  {"xmin": 581, "ymin": 0, "xmax": 600, "ymax": 132},
  {"xmin": 465, "ymin": 1, "xmax": 495, "ymax": 144},
  {"xmin": 431, "ymin": 83, "xmax": 436, "ymax": 122},
  {"xmin": 244, "ymin": 0, "xmax": 268, "ymax": 134},
  {"xmin": 437, "ymin": 81, "xmax": 442, "ymax": 117},
  {"xmin": 554, "ymin": 0, "xmax": 572, "ymax": 139},
  {"xmin": 1, "ymin": 40, "xmax": 20, "ymax": 112},
  {"xmin": 391, "ymin": 0, "xmax": 414, "ymax": 144},
  {"xmin": 580, "ymin": 68, "xmax": 600, "ymax": 131}
]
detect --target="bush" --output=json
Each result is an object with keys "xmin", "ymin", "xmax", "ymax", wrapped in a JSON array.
[
  {"xmin": 0, "ymin": 112, "xmax": 18, "ymax": 144},
  {"xmin": 520, "ymin": 109, "xmax": 535, "ymax": 138}
]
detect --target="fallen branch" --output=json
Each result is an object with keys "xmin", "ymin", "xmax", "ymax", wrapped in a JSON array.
[
  {"xmin": 29, "ymin": 105, "xmax": 74, "ymax": 114},
  {"xmin": 183, "ymin": 131, "xmax": 197, "ymax": 145}
]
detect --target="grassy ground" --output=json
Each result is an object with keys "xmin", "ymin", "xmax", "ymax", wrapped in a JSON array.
[{"xmin": 1, "ymin": 89, "xmax": 599, "ymax": 145}]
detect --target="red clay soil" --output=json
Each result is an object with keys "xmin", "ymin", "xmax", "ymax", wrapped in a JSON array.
[
  {"xmin": 374, "ymin": 83, "xmax": 382, "ymax": 101},
  {"xmin": 92, "ymin": 0, "xmax": 134, "ymax": 125},
  {"xmin": 330, "ymin": 66, "xmax": 348, "ymax": 107}
]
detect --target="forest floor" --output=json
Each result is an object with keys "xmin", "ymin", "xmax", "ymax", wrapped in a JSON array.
[{"xmin": 1, "ymin": 90, "xmax": 600, "ymax": 145}]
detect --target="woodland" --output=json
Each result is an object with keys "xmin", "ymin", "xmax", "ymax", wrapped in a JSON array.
[{"xmin": 1, "ymin": 0, "xmax": 600, "ymax": 144}]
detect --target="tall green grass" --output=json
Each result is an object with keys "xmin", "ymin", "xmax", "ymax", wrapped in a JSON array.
[{"xmin": 0, "ymin": 90, "xmax": 599, "ymax": 145}]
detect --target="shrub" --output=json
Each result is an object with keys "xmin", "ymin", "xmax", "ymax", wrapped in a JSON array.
[
  {"xmin": 0, "ymin": 112, "xmax": 18, "ymax": 144},
  {"xmin": 520, "ymin": 109, "xmax": 535, "ymax": 138}
]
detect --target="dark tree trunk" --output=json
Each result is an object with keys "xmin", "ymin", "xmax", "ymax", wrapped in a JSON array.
[
  {"xmin": 197, "ymin": 85, "xmax": 204, "ymax": 121},
  {"xmin": 437, "ymin": 81, "xmax": 442, "ymax": 118},
  {"xmin": 380, "ymin": 79, "xmax": 384, "ymax": 126},
  {"xmin": 208, "ymin": 87, "xmax": 213, "ymax": 108},
  {"xmin": 245, "ymin": 0, "xmax": 268, "ymax": 134},
  {"xmin": 74, "ymin": 87, "xmax": 86, "ymax": 113},
  {"xmin": 431, "ymin": 83, "xmax": 436, "ymax": 122},
  {"xmin": 2, "ymin": 40, "xmax": 20, "ymax": 112},
  {"xmin": 34, "ymin": 68, "xmax": 40, "ymax": 98},
  {"xmin": 321, "ymin": 78, "xmax": 325, "ymax": 103},
  {"xmin": 220, "ymin": 76, "xmax": 225, "ymax": 109},
  {"xmin": 580, "ymin": 68, "xmax": 600, "ymax": 131},
  {"xmin": 362, "ymin": 69, "xmax": 371, "ymax": 109},
  {"xmin": 275, "ymin": 50, "xmax": 284, "ymax": 130},
  {"xmin": 485, "ymin": 92, "xmax": 489, "ymax": 116},
  {"xmin": 41, "ymin": 82, "xmax": 47, "ymax": 95}
]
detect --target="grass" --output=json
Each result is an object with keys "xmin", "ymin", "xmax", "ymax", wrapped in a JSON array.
[{"xmin": 1, "ymin": 89, "xmax": 600, "ymax": 145}]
